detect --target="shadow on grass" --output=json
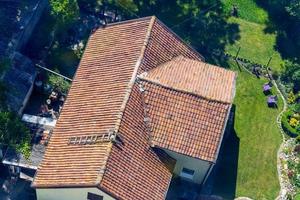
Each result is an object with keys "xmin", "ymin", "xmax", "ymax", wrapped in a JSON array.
[
  {"xmin": 254, "ymin": 1, "xmax": 300, "ymax": 62},
  {"xmin": 202, "ymin": 105, "xmax": 239, "ymax": 200},
  {"xmin": 132, "ymin": 0, "xmax": 240, "ymax": 67}
]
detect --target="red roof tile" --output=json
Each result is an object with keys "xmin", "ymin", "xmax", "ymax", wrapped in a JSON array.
[
  {"xmin": 33, "ymin": 17, "xmax": 153, "ymax": 188},
  {"xmin": 139, "ymin": 80, "xmax": 231, "ymax": 162},
  {"xmin": 33, "ymin": 16, "xmax": 235, "ymax": 200},
  {"xmin": 141, "ymin": 56, "xmax": 236, "ymax": 103}
]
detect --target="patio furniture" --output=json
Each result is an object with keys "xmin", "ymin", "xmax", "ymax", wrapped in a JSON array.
[
  {"xmin": 263, "ymin": 83, "xmax": 272, "ymax": 94},
  {"xmin": 267, "ymin": 95, "xmax": 278, "ymax": 107}
]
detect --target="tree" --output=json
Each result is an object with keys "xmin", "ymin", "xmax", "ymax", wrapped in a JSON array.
[
  {"xmin": 48, "ymin": 73, "xmax": 71, "ymax": 94},
  {"xmin": 286, "ymin": 0, "xmax": 300, "ymax": 19},
  {"xmin": 255, "ymin": 1, "xmax": 300, "ymax": 60},
  {"xmin": 0, "ymin": 112, "xmax": 31, "ymax": 159},
  {"xmin": 49, "ymin": 0, "xmax": 80, "ymax": 27},
  {"xmin": 281, "ymin": 60, "xmax": 300, "ymax": 91}
]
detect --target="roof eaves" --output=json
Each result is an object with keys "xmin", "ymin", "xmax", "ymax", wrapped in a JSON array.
[{"xmin": 31, "ymin": 182, "xmax": 98, "ymax": 189}]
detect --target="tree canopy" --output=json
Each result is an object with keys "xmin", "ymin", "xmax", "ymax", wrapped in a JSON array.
[
  {"xmin": 0, "ymin": 112, "xmax": 31, "ymax": 159},
  {"xmin": 49, "ymin": 0, "xmax": 80, "ymax": 27},
  {"xmin": 281, "ymin": 60, "xmax": 300, "ymax": 92},
  {"xmin": 285, "ymin": 0, "xmax": 300, "ymax": 19}
]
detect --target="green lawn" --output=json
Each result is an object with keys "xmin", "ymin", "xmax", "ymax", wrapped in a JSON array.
[
  {"xmin": 222, "ymin": 0, "xmax": 268, "ymax": 24},
  {"xmin": 226, "ymin": 17, "xmax": 284, "ymax": 72},
  {"xmin": 232, "ymin": 61, "xmax": 282, "ymax": 199},
  {"xmin": 212, "ymin": 61, "xmax": 282, "ymax": 199}
]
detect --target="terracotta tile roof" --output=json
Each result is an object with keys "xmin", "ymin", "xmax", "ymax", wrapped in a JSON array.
[
  {"xmin": 141, "ymin": 56, "xmax": 236, "ymax": 103},
  {"xmin": 33, "ymin": 17, "xmax": 153, "ymax": 188},
  {"xmin": 138, "ymin": 19, "xmax": 203, "ymax": 74},
  {"xmin": 99, "ymin": 85, "xmax": 175, "ymax": 200},
  {"xmin": 33, "ymin": 15, "xmax": 235, "ymax": 200},
  {"xmin": 138, "ymin": 56, "xmax": 236, "ymax": 162},
  {"xmin": 139, "ymin": 80, "xmax": 231, "ymax": 162}
]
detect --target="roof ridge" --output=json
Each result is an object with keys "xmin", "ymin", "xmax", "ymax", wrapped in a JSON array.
[
  {"xmin": 150, "ymin": 56, "xmax": 234, "ymax": 75},
  {"xmin": 97, "ymin": 16, "xmax": 156, "ymax": 186},
  {"xmin": 113, "ymin": 15, "xmax": 156, "ymax": 134},
  {"xmin": 138, "ymin": 75, "xmax": 231, "ymax": 104}
]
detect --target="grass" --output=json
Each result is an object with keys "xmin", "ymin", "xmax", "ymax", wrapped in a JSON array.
[
  {"xmin": 231, "ymin": 61, "xmax": 282, "ymax": 199},
  {"xmin": 222, "ymin": 0, "xmax": 268, "ymax": 24},
  {"xmin": 210, "ymin": 61, "xmax": 282, "ymax": 199},
  {"xmin": 226, "ymin": 17, "xmax": 284, "ymax": 72}
]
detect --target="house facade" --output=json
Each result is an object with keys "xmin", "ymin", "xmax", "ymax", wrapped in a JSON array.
[{"xmin": 32, "ymin": 16, "xmax": 236, "ymax": 200}]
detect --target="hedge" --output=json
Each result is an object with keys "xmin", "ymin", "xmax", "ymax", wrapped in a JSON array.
[{"xmin": 281, "ymin": 110, "xmax": 300, "ymax": 137}]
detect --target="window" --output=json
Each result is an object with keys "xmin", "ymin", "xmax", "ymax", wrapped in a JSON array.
[
  {"xmin": 180, "ymin": 167, "xmax": 195, "ymax": 180},
  {"xmin": 87, "ymin": 192, "xmax": 103, "ymax": 200}
]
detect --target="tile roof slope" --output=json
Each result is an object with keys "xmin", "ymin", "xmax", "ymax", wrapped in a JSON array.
[
  {"xmin": 142, "ymin": 56, "xmax": 236, "ymax": 103},
  {"xmin": 33, "ymin": 17, "xmax": 152, "ymax": 188},
  {"xmin": 33, "ymin": 15, "xmax": 216, "ymax": 200},
  {"xmin": 99, "ymin": 85, "xmax": 174, "ymax": 200},
  {"xmin": 138, "ymin": 19, "xmax": 203, "ymax": 74},
  {"xmin": 140, "ymin": 80, "xmax": 231, "ymax": 162},
  {"xmin": 98, "ymin": 18, "xmax": 205, "ymax": 199},
  {"xmin": 138, "ymin": 57, "xmax": 236, "ymax": 162}
]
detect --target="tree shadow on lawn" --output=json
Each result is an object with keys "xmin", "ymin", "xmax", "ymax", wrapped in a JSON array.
[
  {"xmin": 254, "ymin": 1, "xmax": 300, "ymax": 62},
  {"xmin": 132, "ymin": 0, "xmax": 240, "ymax": 67},
  {"xmin": 202, "ymin": 105, "xmax": 240, "ymax": 200}
]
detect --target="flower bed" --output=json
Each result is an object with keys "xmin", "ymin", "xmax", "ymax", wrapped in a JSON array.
[{"xmin": 281, "ymin": 110, "xmax": 300, "ymax": 137}]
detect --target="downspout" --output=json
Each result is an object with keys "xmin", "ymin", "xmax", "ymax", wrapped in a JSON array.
[{"xmin": 201, "ymin": 162, "xmax": 214, "ymax": 186}]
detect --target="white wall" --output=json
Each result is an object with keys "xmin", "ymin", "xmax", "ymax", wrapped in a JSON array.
[
  {"xmin": 36, "ymin": 187, "xmax": 115, "ymax": 200},
  {"xmin": 164, "ymin": 148, "xmax": 212, "ymax": 184}
]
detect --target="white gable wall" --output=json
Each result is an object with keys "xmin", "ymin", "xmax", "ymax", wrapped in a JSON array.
[
  {"xmin": 163, "ymin": 148, "xmax": 212, "ymax": 184},
  {"xmin": 36, "ymin": 187, "xmax": 115, "ymax": 200}
]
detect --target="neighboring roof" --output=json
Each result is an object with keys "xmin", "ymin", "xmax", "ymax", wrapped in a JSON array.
[
  {"xmin": 33, "ymin": 16, "xmax": 234, "ymax": 200},
  {"xmin": 141, "ymin": 56, "xmax": 236, "ymax": 103},
  {"xmin": 0, "ymin": 0, "xmax": 41, "ymax": 57},
  {"xmin": 3, "ymin": 52, "xmax": 36, "ymax": 112}
]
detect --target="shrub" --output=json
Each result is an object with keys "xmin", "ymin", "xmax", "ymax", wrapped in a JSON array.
[
  {"xmin": 288, "ymin": 91, "xmax": 296, "ymax": 104},
  {"xmin": 296, "ymin": 135, "xmax": 300, "ymax": 143},
  {"xmin": 289, "ymin": 117, "xmax": 299, "ymax": 127},
  {"xmin": 281, "ymin": 110, "xmax": 300, "ymax": 137},
  {"xmin": 294, "ymin": 144, "xmax": 300, "ymax": 154},
  {"xmin": 272, "ymin": 70, "xmax": 279, "ymax": 80},
  {"xmin": 293, "ymin": 103, "xmax": 300, "ymax": 113},
  {"xmin": 49, "ymin": 0, "xmax": 79, "ymax": 28},
  {"xmin": 0, "ymin": 112, "xmax": 31, "ymax": 159},
  {"xmin": 48, "ymin": 73, "xmax": 71, "ymax": 94}
]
